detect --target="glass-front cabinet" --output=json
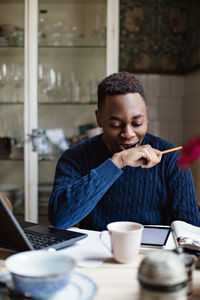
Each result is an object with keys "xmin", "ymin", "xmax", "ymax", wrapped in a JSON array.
[
  {"xmin": 0, "ymin": 0, "xmax": 25, "ymax": 218},
  {"xmin": 0, "ymin": 0, "xmax": 119, "ymax": 224}
]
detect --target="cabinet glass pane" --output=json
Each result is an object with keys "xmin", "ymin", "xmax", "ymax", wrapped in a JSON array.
[
  {"xmin": 0, "ymin": 0, "xmax": 24, "ymax": 220},
  {"xmin": 38, "ymin": 0, "xmax": 106, "ymax": 224}
]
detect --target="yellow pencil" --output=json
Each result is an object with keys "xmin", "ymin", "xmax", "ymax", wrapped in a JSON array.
[{"xmin": 161, "ymin": 146, "xmax": 183, "ymax": 154}]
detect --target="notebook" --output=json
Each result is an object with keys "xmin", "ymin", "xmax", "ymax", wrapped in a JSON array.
[{"xmin": 0, "ymin": 195, "xmax": 87, "ymax": 252}]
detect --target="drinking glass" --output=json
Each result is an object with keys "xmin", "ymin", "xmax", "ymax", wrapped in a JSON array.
[
  {"xmin": 48, "ymin": 22, "xmax": 64, "ymax": 46},
  {"xmin": 9, "ymin": 63, "xmax": 24, "ymax": 102},
  {"xmin": 43, "ymin": 68, "xmax": 63, "ymax": 102},
  {"xmin": 68, "ymin": 72, "xmax": 80, "ymax": 103},
  {"xmin": 0, "ymin": 63, "xmax": 8, "ymax": 102},
  {"xmin": 63, "ymin": 26, "xmax": 83, "ymax": 46},
  {"xmin": 93, "ymin": 8, "xmax": 106, "ymax": 45}
]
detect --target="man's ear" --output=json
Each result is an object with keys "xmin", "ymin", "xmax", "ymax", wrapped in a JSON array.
[{"xmin": 95, "ymin": 110, "xmax": 102, "ymax": 128}]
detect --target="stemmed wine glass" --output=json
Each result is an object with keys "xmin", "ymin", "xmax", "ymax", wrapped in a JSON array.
[
  {"xmin": 42, "ymin": 67, "xmax": 63, "ymax": 102},
  {"xmin": 38, "ymin": 64, "xmax": 48, "ymax": 102},
  {"xmin": 93, "ymin": 8, "xmax": 106, "ymax": 45},
  {"xmin": 0, "ymin": 63, "xmax": 8, "ymax": 102},
  {"xmin": 9, "ymin": 63, "xmax": 24, "ymax": 102}
]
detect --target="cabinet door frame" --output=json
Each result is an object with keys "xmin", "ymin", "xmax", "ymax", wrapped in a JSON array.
[
  {"xmin": 24, "ymin": 0, "xmax": 119, "ymax": 222},
  {"xmin": 107, "ymin": 0, "xmax": 119, "ymax": 75},
  {"xmin": 24, "ymin": 0, "xmax": 38, "ymax": 222}
]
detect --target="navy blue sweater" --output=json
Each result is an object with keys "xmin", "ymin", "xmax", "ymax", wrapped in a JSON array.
[{"xmin": 48, "ymin": 133, "xmax": 200, "ymax": 230}]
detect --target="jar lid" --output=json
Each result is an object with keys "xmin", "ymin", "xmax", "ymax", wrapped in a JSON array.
[{"xmin": 138, "ymin": 250, "xmax": 187, "ymax": 287}]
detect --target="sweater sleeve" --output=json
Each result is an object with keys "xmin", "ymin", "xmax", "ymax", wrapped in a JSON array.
[
  {"xmin": 48, "ymin": 156, "xmax": 123, "ymax": 229},
  {"xmin": 165, "ymin": 152, "xmax": 200, "ymax": 226}
]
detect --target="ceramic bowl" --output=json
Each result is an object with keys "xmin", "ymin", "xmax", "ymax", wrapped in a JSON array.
[{"xmin": 5, "ymin": 250, "xmax": 75, "ymax": 299}]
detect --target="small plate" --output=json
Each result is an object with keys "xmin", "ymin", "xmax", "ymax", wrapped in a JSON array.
[
  {"xmin": 0, "ymin": 271, "xmax": 97, "ymax": 300},
  {"xmin": 51, "ymin": 272, "xmax": 97, "ymax": 300},
  {"xmin": 0, "ymin": 260, "xmax": 10, "ymax": 281}
]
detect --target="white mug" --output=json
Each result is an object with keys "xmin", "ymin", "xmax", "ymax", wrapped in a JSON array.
[{"xmin": 100, "ymin": 221, "xmax": 144, "ymax": 264}]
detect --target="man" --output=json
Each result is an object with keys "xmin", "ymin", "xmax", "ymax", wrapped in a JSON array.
[{"xmin": 48, "ymin": 72, "xmax": 200, "ymax": 230}]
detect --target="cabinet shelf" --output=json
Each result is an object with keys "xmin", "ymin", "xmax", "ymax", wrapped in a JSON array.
[
  {"xmin": 0, "ymin": 45, "xmax": 23, "ymax": 48},
  {"xmin": 0, "ymin": 157, "xmax": 23, "ymax": 161},
  {"xmin": 0, "ymin": 101, "xmax": 97, "ymax": 105},
  {"xmin": 0, "ymin": 45, "xmax": 106, "ymax": 49},
  {"xmin": 0, "ymin": 102, "xmax": 23, "ymax": 105},
  {"xmin": 39, "ymin": 45, "xmax": 106, "ymax": 48},
  {"xmin": 38, "ymin": 101, "xmax": 97, "ymax": 105}
]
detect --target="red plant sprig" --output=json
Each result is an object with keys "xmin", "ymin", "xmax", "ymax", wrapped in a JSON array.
[{"xmin": 177, "ymin": 136, "xmax": 200, "ymax": 169}]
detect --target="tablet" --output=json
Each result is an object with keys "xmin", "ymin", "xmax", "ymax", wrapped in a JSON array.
[{"xmin": 141, "ymin": 225, "xmax": 171, "ymax": 247}]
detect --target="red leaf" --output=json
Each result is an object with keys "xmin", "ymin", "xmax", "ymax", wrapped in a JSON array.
[{"xmin": 177, "ymin": 136, "xmax": 200, "ymax": 169}]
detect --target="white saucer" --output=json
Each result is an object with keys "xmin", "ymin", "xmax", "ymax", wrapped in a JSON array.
[
  {"xmin": 0, "ymin": 271, "xmax": 97, "ymax": 300},
  {"xmin": 0, "ymin": 260, "xmax": 10, "ymax": 281},
  {"xmin": 51, "ymin": 272, "xmax": 97, "ymax": 300}
]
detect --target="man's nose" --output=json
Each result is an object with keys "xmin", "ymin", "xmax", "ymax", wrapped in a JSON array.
[{"xmin": 120, "ymin": 125, "xmax": 136, "ymax": 138}]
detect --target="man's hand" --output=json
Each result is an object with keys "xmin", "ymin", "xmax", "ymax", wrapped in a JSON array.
[{"xmin": 111, "ymin": 144, "xmax": 162, "ymax": 169}]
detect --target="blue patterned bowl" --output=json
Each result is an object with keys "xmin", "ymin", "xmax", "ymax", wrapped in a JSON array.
[{"xmin": 5, "ymin": 250, "xmax": 75, "ymax": 299}]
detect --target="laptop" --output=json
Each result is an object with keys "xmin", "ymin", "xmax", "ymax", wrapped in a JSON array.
[{"xmin": 0, "ymin": 195, "xmax": 87, "ymax": 252}]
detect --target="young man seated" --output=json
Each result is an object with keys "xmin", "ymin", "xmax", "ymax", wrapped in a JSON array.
[{"xmin": 48, "ymin": 71, "xmax": 200, "ymax": 230}]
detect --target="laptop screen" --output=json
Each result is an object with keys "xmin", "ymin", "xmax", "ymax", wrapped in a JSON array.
[
  {"xmin": 0, "ymin": 195, "xmax": 87, "ymax": 251},
  {"xmin": 0, "ymin": 195, "xmax": 33, "ymax": 251}
]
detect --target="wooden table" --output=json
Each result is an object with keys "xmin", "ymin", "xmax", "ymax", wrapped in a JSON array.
[
  {"xmin": 76, "ymin": 256, "xmax": 143, "ymax": 300},
  {"xmin": 76, "ymin": 256, "xmax": 200, "ymax": 300},
  {"xmin": 1, "ymin": 248, "xmax": 200, "ymax": 299}
]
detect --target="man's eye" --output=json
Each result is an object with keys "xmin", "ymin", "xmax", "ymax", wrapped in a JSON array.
[
  {"xmin": 110, "ymin": 124, "xmax": 121, "ymax": 128},
  {"xmin": 133, "ymin": 123, "xmax": 142, "ymax": 127}
]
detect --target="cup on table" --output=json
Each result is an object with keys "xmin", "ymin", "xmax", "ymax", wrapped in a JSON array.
[
  {"xmin": 100, "ymin": 221, "xmax": 144, "ymax": 264},
  {"xmin": 5, "ymin": 250, "xmax": 76, "ymax": 298}
]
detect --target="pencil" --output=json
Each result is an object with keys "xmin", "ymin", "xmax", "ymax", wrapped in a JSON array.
[{"xmin": 161, "ymin": 146, "xmax": 183, "ymax": 154}]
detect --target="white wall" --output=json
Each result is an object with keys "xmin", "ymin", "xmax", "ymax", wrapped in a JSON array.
[{"xmin": 136, "ymin": 74, "xmax": 184, "ymax": 147}]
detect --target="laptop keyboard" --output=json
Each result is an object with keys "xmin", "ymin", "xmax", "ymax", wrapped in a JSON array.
[{"xmin": 25, "ymin": 232, "xmax": 66, "ymax": 249}]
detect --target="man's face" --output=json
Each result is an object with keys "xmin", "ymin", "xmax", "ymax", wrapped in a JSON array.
[{"xmin": 96, "ymin": 93, "xmax": 148, "ymax": 153}]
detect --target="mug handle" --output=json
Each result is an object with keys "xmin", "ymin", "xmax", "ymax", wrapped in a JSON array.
[{"xmin": 99, "ymin": 230, "xmax": 111, "ymax": 253}]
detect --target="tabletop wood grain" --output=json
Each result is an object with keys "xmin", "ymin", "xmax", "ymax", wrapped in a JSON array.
[{"xmin": 1, "ymin": 249, "xmax": 200, "ymax": 299}]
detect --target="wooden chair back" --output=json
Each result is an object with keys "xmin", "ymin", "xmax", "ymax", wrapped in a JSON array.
[{"xmin": 0, "ymin": 192, "xmax": 13, "ymax": 211}]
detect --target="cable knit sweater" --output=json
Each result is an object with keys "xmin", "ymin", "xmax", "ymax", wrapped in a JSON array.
[{"xmin": 48, "ymin": 133, "xmax": 200, "ymax": 230}]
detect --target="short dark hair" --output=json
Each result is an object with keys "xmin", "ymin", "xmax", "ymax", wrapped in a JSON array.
[{"xmin": 97, "ymin": 71, "xmax": 147, "ymax": 110}]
